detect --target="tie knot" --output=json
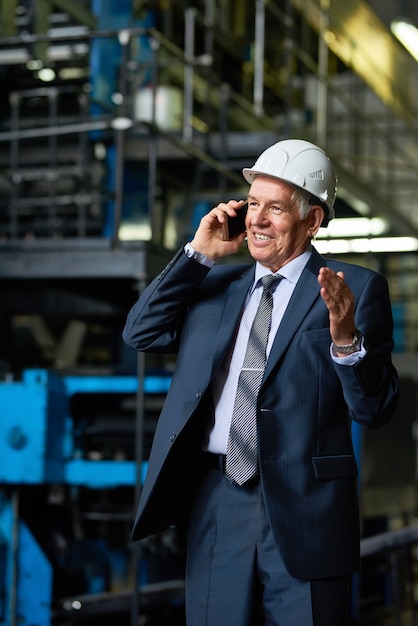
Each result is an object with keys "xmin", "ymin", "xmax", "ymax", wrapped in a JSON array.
[{"xmin": 261, "ymin": 274, "xmax": 280, "ymax": 294}]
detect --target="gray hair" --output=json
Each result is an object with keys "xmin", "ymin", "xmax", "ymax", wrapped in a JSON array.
[{"xmin": 291, "ymin": 188, "xmax": 325, "ymax": 222}]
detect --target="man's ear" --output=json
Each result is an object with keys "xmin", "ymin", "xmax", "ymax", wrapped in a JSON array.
[{"xmin": 307, "ymin": 205, "xmax": 325, "ymax": 239}]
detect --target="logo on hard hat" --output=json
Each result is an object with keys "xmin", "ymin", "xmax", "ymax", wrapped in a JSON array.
[{"xmin": 310, "ymin": 170, "xmax": 325, "ymax": 180}]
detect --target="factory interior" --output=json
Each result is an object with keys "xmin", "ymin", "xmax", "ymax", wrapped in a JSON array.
[{"xmin": 1, "ymin": 0, "xmax": 418, "ymax": 624}]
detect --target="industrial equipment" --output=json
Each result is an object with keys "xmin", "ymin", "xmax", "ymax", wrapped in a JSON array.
[{"xmin": 0, "ymin": 368, "xmax": 177, "ymax": 626}]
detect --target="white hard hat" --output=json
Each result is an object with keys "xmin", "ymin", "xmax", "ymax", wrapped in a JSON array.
[{"xmin": 242, "ymin": 139, "xmax": 337, "ymax": 225}]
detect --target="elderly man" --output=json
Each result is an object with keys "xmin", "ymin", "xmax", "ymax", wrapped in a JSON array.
[{"xmin": 123, "ymin": 139, "xmax": 398, "ymax": 626}]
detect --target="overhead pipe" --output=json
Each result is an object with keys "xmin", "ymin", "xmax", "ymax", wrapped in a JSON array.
[
  {"xmin": 316, "ymin": 0, "xmax": 330, "ymax": 147},
  {"xmin": 146, "ymin": 36, "xmax": 162, "ymax": 245},
  {"xmin": 253, "ymin": 0, "xmax": 266, "ymax": 118},
  {"xmin": 183, "ymin": 8, "xmax": 196, "ymax": 143},
  {"xmin": 9, "ymin": 92, "xmax": 20, "ymax": 239},
  {"xmin": 218, "ymin": 83, "xmax": 230, "ymax": 198},
  {"xmin": 47, "ymin": 88, "xmax": 58, "ymax": 237},
  {"xmin": 76, "ymin": 91, "xmax": 90, "ymax": 237},
  {"xmin": 111, "ymin": 29, "xmax": 131, "ymax": 250},
  {"xmin": 282, "ymin": 0, "xmax": 295, "ymax": 136},
  {"xmin": 0, "ymin": 118, "xmax": 112, "ymax": 142},
  {"xmin": 202, "ymin": 0, "xmax": 215, "ymax": 132}
]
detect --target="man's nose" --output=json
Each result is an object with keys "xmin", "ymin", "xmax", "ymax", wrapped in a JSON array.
[{"xmin": 249, "ymin": 206, "xmax": 269, "ymax": 223}]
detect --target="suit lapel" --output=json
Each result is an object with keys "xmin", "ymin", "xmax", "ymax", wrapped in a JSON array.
[
  {"xmin": 211, "ymin": 266, "xmax": 255, "ymax": 373},
  {"xmin": 263, "ymin": 249, "xmax": 325, "ymax": 381},
  {"xmin": 209, "ymin": 249, "xmax": 327, "ymax": 383}
]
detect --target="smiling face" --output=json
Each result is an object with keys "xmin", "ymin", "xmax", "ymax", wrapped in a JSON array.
[{"xmin": 245, "ymin": 176, "xmax": 324, "ymax": 273}]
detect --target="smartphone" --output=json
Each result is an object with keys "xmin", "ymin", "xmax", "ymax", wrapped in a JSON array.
[{"xmin": 222, "ymin": 202, "xmax": 248, "ymax": 241}]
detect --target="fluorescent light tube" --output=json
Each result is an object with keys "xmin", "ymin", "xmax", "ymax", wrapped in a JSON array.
[{"xmin": 391, "ymin": 18, "xmax": 418, "ymax": 62}]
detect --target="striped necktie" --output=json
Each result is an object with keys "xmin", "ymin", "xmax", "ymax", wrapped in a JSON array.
[{"xmin": 225, "ymin": 274, "xmax": 281, "ymax": 485}]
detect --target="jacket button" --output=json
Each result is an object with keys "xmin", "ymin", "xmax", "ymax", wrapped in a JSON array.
[
  {"xmin": 169, "ymin": 433, "xmax": 177, "ymax": 443},
  {"xmin": 195, "ymin": 391, "xmax": 202, "ymax": 399}
]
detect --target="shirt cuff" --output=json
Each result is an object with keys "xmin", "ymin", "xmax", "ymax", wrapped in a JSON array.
[
  {"xmin": 184, "ymin": 242, "xmax": 215, "ymax": 268},
  {"xmin": 330, "ymin": 339, "xmax": 367, "ymax": 365}
]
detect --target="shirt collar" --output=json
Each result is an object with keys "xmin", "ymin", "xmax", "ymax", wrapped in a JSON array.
[{"xmin": 253, "ymin": 247, "xmax": 312, "ymax": 289}]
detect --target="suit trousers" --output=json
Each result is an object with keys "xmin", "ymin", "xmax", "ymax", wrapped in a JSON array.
[{"xmin": 185, "ymin": 461, "xmax": 350, "ymax": 626}]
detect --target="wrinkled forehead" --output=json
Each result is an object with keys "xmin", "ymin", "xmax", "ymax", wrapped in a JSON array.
[
  {"xmin": 249, "ymin": 174, "xmax": 295, "ymax": 194},
  {"xmin": 248, "ymin": 175, "xmax": 299, "ymax": 203}
]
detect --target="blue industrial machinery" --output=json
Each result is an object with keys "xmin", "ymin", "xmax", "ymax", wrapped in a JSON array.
[
  {"xmin": 0, "ymin": 368, "xmax": 171, "ymax": 626},
  {"xmin": 0, "ymin": 369, "xmax": 365, "ymax": 626}
]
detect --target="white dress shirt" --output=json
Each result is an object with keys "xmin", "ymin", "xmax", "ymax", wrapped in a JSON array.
[
  {"xmin": 208, "ymin": 250, "xmax": 312, "ymax": 453},
  {"xmin": 184, "ymin": 243, "xmax": 366, "ymax": 454}
]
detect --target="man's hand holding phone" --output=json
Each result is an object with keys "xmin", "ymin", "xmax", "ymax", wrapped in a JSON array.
[{"xmin": 190, "ymin": 199, "xmax": 247, "ymax": 261}]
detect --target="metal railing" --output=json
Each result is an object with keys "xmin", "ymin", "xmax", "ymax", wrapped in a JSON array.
[{"xmin": 0, "ymin": 1, "xmax": 417, "ymax": 246}]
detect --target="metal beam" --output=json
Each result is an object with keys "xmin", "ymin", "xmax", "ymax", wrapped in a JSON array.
[
  {"xmin": 0, "ymin": 239, "xmax": 171, "ymax": 280},
  {"xmin": 43, "ymin": 0, "xmax": 97, "ymax": 29},
  {"xmin": 0, "ymin": 0, "xmax": 17, "ymax": 37},
  {"xmin": 336, "ymin": 163, "xmax": 418, "ymax": 239},
  {"xmin": 34, "ymin": 0, "xmax": 50, "ymax": 64},
  {"xmin": 291, "ymin": 0, "xmax": 417, "ymax": 125}
]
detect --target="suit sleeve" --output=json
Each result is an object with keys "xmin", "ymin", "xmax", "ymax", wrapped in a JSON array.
[
  {"xmin": 334, "ymin": 270, "xmax": 399, "ymax": 428},
  {"xmin": 122, "ymin": 248, "xmax": 211, "ymax": 353}
]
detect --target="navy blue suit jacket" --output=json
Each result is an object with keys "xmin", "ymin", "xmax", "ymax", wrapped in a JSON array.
[{"xmin": 123, "ymin": 246, "xmax": 398, "ymax": 580}]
